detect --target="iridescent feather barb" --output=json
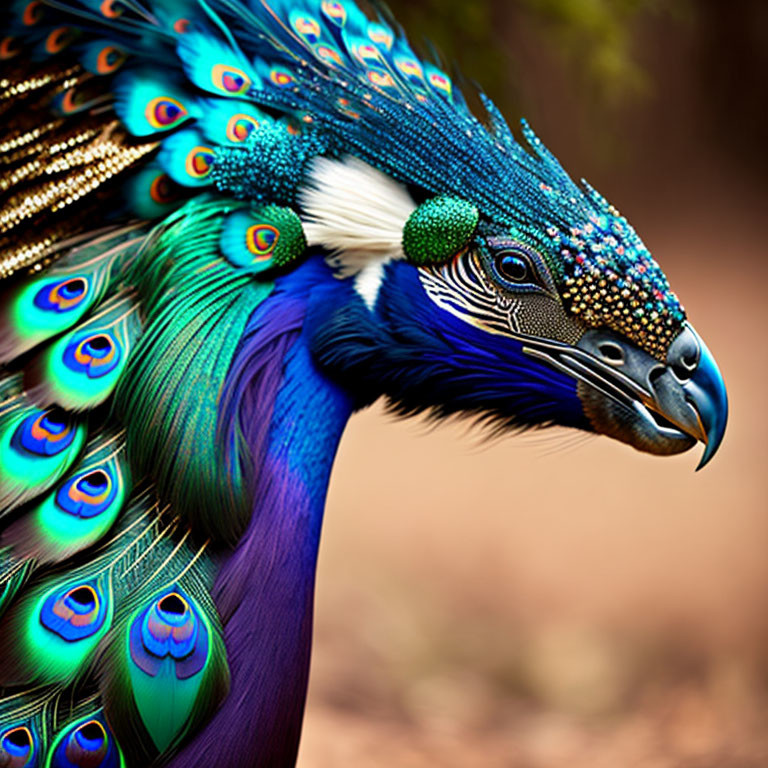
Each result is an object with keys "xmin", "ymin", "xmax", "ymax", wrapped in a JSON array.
[{"xmin": 0, "ymin": 0, "xmax": 726, "ymax": 766}]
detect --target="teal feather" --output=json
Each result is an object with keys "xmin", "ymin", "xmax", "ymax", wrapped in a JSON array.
[
  {"xmin": 123, "ymin": 586, "xmax": 224, "ymax": 753},
  {"xmin": 25, "ymin": 292, "xmax": 143, "ymax": 412},
  {"xmin": 157, "ymin": 128, "xmax": 216, "ymax": 187},
  {"xmin": 198, "ymin": 98, "xmax": 272, "ymax": 146},
  {"xmin": 0, "ymin": 550, "xmax": 33, "ymax": 617},
  {"xmin": 78, "ymin": 39, "xmax": 129, "ymax": 75},
  {"xmin": 113, "ymin": 67, "xmax": 200, "ymax": 137},
  {"xmin": 176, "ymin": 30, "xmax": 262, "ymax": 97},
  {"xmin": 122, "ymin": 162, "xmax": 189, "ymax": 220},
  {"xmin": 219, "ymin": 205, "xmax": 307, "ymax": 274}
]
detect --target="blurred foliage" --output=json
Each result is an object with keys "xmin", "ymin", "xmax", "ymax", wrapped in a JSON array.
[
  {"xmin": 518, "ymin": 0, "xmax": 667, "ymax": 103},
  {"xmin": 385, "ymin": 0, "xmax": 683, "ymax": 111}
]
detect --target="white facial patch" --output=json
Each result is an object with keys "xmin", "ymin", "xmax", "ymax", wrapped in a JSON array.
[
  {"xmin": 299, "ymin": 156, "xmax": 416, "ymax": 278},
  {"xmin": 353, "ymin": 261, "xmax": 387, "ymax": 311}
]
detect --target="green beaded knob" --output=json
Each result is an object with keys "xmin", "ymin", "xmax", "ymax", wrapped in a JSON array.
[{"xmin": 402, "ymin": 196, "xmax": 479, "ymax": 265}]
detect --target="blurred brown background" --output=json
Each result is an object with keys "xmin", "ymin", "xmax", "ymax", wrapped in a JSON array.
[{"xmin": 299, "ymin": 2, "xmax": 768, "ymax": 766}]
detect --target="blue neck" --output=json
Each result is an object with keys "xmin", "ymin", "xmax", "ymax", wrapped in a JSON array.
[{"xmin": 167, "ymin": 259, "xmax": 354, "ymax": 768}]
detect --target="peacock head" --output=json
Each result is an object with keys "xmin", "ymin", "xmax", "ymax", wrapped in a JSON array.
[{"xmin": 300, "ymin": 122, "xmax": 727, "ymax": 469}]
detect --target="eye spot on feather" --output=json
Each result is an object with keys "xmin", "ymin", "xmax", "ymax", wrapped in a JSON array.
[
  {"xmin": 211, "ymin": 64, "xmax": 251, "ymax": 96},
  {"xmin": 149, "ymin": 172, "xmax": 181, "ymax": 204},
  {"xmin": 145, "ymin": 96, "xmax": 188, "ymax": 130},
  {"xmin": 99, "ymin": 0, "xmax": 123, "ymax": 18},
  {"xmin": 45, "ymin": 27, "xmax": 76, "ymax": 55},
  {"xmin": 173, "ymin": 18, "xmax": 191, "ymax": 34},
  {"xmin": 65, "ymin": 721, "xmax": 107, "ymax": 766},
  {"xmin": 185, "ymin": 146, "xmax": 215, "ymax": 179},
  {"xmin": 51, "ymin": 715, "xmax": 120, "ymax": 768},
  {"xmin": 226, "ymin": 114, "xmax": 259, "ymax": 143},
  {"xmin": 292, "ymin": 16, "xmax": 322, "ymax": 45},
  {"xmin": 129, "ymin": 588, "xmax": 209, "ymax": 679},
  {"xmin": 96, "ymin": 45, "xmax": 126, "ymax": 75},
  {"xmin": 12, "ymin": 410, "xmax": 76, "ymax": 457},
  {"xmin": 321, "ymin": 1, "xmax": 347, "ymax": 26},
  {"xmin": 0, "ymin": 726, "xmax": 35, "ymax": 768},
  {"xmin": 59, "ymin": 87, "xmax": 85, "ymax": 114},
  {"xmin": 246, "ymin": 224, "xmax": 279, "ymax": 260},
  {"xmin": 353, "ymin": 43, "xmax": 382, "ymax": 68},
  {"xmin": 41, "ymin": 581, "xmax": 107, "ymax": 641},
  {"xmin": 368, "ymin": 23, "xmax": 394, "ymax": 50},
  {"xmin": 56, "ymin": 468, "xmax": 116, "ymax": 518},
  {"xmin": 428, "ymin": 71, "xmax": 452, "ymax": 97},
  {"xmin": 34, "ymin": 277, "xmax": 89, "ymax": 312},
  {"xmin": 269, "ymin": 68, "xmax": 294, "ymax": 88},
  {"xmin": 221, "ymin": 206, "xmax": 305, "ymax": 271},
  {"xmin": 367, "ymin": 69, "xmax": 394, "ymax": 89},
  {"xmin": 63, "ymin": 332, "xmax": 121, "ymax": 378},
  {"xmin": 22, "ymin": 1, "xmax": 44, "ymax": 26},
  {"xmin": 0, "ymin": 37, "xmax": 20, "ymax": 60},
  {"xmin": 395, "ymin": 57, "xmax": 424, "ymax": 84},
  {"xmin": 315, "ymin": 44, "xmax": 344, "ymax": 67}
]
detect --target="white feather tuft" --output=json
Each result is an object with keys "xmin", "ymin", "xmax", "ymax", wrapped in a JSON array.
[{"xmin": 300, "ymin": 157, "xmax": 416, "ymax": 277}]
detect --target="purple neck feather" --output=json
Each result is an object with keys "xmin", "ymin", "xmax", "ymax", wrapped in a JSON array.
[{"xmin": 168, "ymin": 273, "xmax": 354, "ymax": 768}]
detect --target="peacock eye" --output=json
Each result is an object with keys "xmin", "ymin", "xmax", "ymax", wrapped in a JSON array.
[{"xmin": 494, "ymin": 251, "xmax": 532, "ymax": 283}]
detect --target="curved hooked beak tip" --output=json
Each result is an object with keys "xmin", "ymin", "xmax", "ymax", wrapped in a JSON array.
[
  {"xmin": 675, "ymin": 327, "xmax": 728, "ymax": 471},
  {"xmin": 540, "ymin": 322, "xmax": 728, "ymax": 467}
]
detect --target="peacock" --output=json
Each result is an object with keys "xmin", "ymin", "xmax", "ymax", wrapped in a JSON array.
[{"xmin": 0, "ymin": 0, "xmax": 728, "ymax": 766}]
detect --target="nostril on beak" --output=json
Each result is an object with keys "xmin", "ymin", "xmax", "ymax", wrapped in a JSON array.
[
  {"xmin": 671, "ymin": 354, "xmax": 697, "ymax": 382},
  {"xmin": 648, "ymin": 365, "xmax": 666, "ymax": 391},
  {"xmin": 667, "ymin": 324, "xmax": 701, "ymax": 383},
  {"xmin": 598, "ymin": 342, "xmax": 625, "ymax": 365}
]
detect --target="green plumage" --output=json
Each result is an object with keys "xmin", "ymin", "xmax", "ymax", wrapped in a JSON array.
[
  {"xmin": 99, "ymin": 493, "xmax": 229, "ymax": 766},
  {"xmin": 116, "ymin": 199, "xmax": 271, "ymax": 545},
  {"xmin": 26, "ymin": 293, "xmax": 143, "ymax": 411},
  {"xmin": 2, "ymin": 432, "xmax": 132, "ymax": 565}
]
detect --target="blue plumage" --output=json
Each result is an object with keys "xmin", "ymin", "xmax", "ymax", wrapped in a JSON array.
[{"xmin": 0, "ymin": 0, "xmax": 727, "ymax": 766}]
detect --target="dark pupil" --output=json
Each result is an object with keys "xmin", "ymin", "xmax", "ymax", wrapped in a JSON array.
[
  {"xmin": 70, "ymin": 587, "xmax": 95, "ymax": 608},
  {"xmin": 42, "ymin": 409, "xmax": 67, "ymax": 431},
  {"xmin": 61, "ymin": 279, "xmax": 86, "ymax": 298},
  {"xmin": 497, "ymin": 253, "xmax": 530, "ymax": 282},
  {"xmin": 78, "ymin": 722, "xmax": 103, "ymax": 742},
  {"xmin": 159, "ymin": 593, "xmax": 186, "ymax": 615},
  {"xmin": 5, "ymin": 729, "xmax": 30, "ymax": 748},
  {"xmin": 80, "ymin": 470, "xmax": 108, "ymax": 493},
  {"xmin": 86, "ymin": 335, "xmax": 111, "ymax": 352}
]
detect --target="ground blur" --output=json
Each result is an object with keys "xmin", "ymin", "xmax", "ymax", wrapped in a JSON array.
[{"xmin": 298, "ymin": 3, "xmax": 768, "ymax": 765}]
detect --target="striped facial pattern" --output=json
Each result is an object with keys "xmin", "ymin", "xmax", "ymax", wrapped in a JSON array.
[{"xmin": 419, "ymin": 242, "xmax": 584, "ymax": 346}]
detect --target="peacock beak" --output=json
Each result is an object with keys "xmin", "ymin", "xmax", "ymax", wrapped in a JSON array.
[
  {"xmin": 666, "ymin": 325, "xmax": 728, "ymax": 470},
  {"xmin": 522, "ymin": 323, "xmax": 728, "ymax": 465}
]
